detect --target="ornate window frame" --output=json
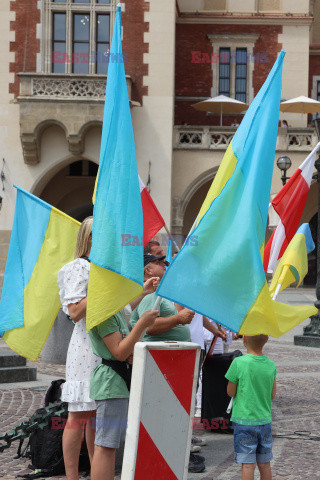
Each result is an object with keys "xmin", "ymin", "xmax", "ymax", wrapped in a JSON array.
[
  {"xmin": 207, "ymin": 34, "xmax": 259, "ymax": 103},
  {"xmin": 311, "ymin": 75, "xmax": 320, "ymax": 101},
  {"xmin": 42, "ymin": 0, "xmax": 117, "ymax": 74}
]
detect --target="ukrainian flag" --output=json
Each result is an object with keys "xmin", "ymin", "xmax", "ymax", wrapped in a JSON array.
[
  {"xmin": 269, "ymin": 223, "xmax": 315, "ymax": 297},
  {"xmin": 157, "ymin": 51, "xmax": 317, "ymax": 337},
  {"xmin": 86, "ymin": 6, "xmax": 143, "ymax": 331},
  {"xmin": 0, "ymin": 186, "xmax": 80, "ymax": 360}
]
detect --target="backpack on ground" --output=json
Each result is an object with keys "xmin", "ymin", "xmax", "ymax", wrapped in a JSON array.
[{"xmin": 18, "ymin": 379, "xmax": 90, "ymax": 479}]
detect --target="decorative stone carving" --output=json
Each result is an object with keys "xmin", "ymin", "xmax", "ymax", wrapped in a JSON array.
[
  {"xmin": 288, "ymin": 131, "xmax": 314, "ymax": 150},
  {"xmin": 20, "ymin": 133, "xmax": 39, "ymax": 165},
  {"xmin": 32, "ymin": 78, "xmax": 107, "ymax": 98},
  {"xmin": 67, "ymin": 135, "xmax": 84, "ymax": 155},
  {"xmin": 171, "ymin": 196, "xmax": 184, "ymax": 235},
  {"xmin": 174, "ymin": 126, "xmax": 236, "ymax": 150}
]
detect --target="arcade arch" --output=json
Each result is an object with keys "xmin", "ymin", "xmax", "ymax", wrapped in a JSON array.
[{"xmin": 32, "ymin": 158, "xmax": 98, "ymax": 221}]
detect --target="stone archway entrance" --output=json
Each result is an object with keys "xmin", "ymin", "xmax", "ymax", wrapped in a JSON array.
[
  {"xmin": 37, "ymin": 159, "xmax": 98, "ymax": 221},
  {"xmin": 182, "ymin": 180, "xmax": 212, "ymax": 236}
]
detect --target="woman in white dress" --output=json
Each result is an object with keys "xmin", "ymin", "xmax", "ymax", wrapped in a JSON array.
[{"xmin": 58, "ymin": 216, "xmax": 99, "ymax": 480}]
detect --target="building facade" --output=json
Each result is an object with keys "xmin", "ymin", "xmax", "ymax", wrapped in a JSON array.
[{"xmin": 1, "ymin": 0, "xmax": 320, "ymax": 286}]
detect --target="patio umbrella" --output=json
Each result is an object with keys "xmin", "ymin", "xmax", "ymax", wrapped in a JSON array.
[
  {"xmin": 192, "ymin": 95, "xmax": 249, "ymax": 126},
  {"xmin": 280, "ymin": 96, "xmax": 320, "ymax": 126}
]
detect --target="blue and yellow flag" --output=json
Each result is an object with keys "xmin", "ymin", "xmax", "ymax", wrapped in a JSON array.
[
  {"xmin": 0, "ymin": 186, "xmax": 79, "ymax": 360},
  {"xmin": 87, "ymin": 6, "xmax": 143, "ymax": 331},
  {"xmin": 269, "ymin": 223, "xmax": 315, "ymax": 297},
  {"xmin": 157, "ymin": 51, "xmax": 317, "ymax": 337},
  {"xmin": 166, "ymin": 240, "xmax": 173, "ymax": 264}
]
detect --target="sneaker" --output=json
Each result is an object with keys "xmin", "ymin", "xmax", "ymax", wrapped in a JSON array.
[
  {"xmin": 194, "ymin": 407, "xmax": 201, "ymax": 418},
  {"xmin": 192, "ymin": 452, "xmax": 205, "ymax": 462},
  {"xmin": 192, "ymin": 435, "xmax": 207, "ymax": 446},
  {"xmin": 190, "ymin": 444, "xmax": 201, "ymax": 453},
  {"xmin": 188, "ymin": 453, "xmax": 205, "ymax": 473}
]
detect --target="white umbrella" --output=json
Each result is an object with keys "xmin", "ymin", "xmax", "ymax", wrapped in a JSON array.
[
  {"xmin": 280, "ymin": 96, "xmax": 320, "ymax": 126},
  {"xmin": 192, "ymin": 95, "xmax": 248, "ymax": 126}
]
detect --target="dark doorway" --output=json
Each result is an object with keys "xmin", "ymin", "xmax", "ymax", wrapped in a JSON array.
[{"xmin": 303, "ymin": 213, "xmax": 317, "ymax": 286}]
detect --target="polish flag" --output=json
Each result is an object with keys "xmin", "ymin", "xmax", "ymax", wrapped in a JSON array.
[
  {"xmin": 264, "ymin": 142, "xmax": 320, "ymax": 273},
  {"xmin": 139, "ymin": 176, "xmax": 165, "ymax": 246}
]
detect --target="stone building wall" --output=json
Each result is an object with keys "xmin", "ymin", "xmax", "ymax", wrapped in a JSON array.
[
  {"xmin": 122, "ymin": 0, "xmax": 149, "ymax": 104},
  {"xmin": 9, "ymin": 0, "xmax": 40, "ymax": 97}
]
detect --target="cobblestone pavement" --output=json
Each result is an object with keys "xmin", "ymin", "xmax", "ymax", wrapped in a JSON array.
[{"xmin": 1, "ymin": 289, "xmax": 320, "ymax": 479}]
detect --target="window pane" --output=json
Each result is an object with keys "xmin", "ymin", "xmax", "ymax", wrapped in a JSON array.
[
  {"xmin": 53, "ymin": 13, "xmax": 66, "ymax": 41},
  {"xmin": 97, "ymin": 14, "xmax": 110, "ymax": 42},
  {"xmin": 236, "ymin": 64, "xmax": 246, "ymax": 78},
  {"xmin": 74, "ymin": 13, "xmax": 90, "ymax": 42},
  {"xmin": 220, "ymin": 64, "xmax": 230, "ymax": 78},
  {"xmin": 236, "ymin": 79, "xmax": 246, "ymax": 92},
  {"xmin": 52, "ymin": 42, "xmax": 66, "ymax": 73},
  {"xmin": 73, "ymin": 0, "xmax": 90, "ymax": 3},
  {"xmin": 96, "ymin": 0, "xmax": 111, "ymax": 3},
  {"xmin": 236, "ymin": 93, "xmax": 246, "ymax": 103},
  {"xmin": 236, "ymin": 49, "xmax": 247, "ymax": 63},
  {"xmin": 219, "ymin": 48, "xmax": 230, "ymax": 96},
  {"xmin": 96, "ymin": 43, "xmax": 109, "ymax": 74},
  {"xmin": 236, "ymin": 48, "xmax": 247, "ymax": 102},
  {"xmin": 73, "ymin": 43, "xmax": 90, "ymax": 73},
  {"xmin": 53, "ymin": 0, "xmax": 66, "ymax": 3},
  {"xmin": 52, "ymin": 13, "xmax": 66, "ymax": 73},
  {"xmin": 220, "ymin": 48, "xmax": 230, "ymax": 64}
]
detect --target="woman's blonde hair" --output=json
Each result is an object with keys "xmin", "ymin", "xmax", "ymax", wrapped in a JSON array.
[{"xmin": 74, "ymin": 216, "xmax": 93, "ymax": 259}]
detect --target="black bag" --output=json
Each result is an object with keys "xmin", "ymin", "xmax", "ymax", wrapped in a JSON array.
[
  {"xmin": 25, "ymin": 406, "xmax": 67, "ymax": 477},
  {"xmin": 18, "ymin": 379, "xmax": 90, "ymax": 479},
  {"xmin": 201, "ymin": 350, "xmax": 243, "ymax": 432},
  {"xmin": 102, "ymin": 358, "xmax": 132, "ymax": 391}
]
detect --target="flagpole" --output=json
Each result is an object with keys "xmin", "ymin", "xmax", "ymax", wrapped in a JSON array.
[
  {"xmin": 272, "ymin": 284, "xmax": 282, "ymax": 300},
  {"xmin": 226, "ymin": 397, "xmax": 233, "ymax": 414},
  {"xmin": 164, "ymin": 223, "xmax": 180, "ymax": 252}
]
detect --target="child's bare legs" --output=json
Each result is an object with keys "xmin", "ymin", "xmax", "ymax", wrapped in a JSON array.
[
  {"xmin": 85, "ymin": 412, "xmax": 96, "ymax": 463},
  {"xmin": 91, "ymin": 445, "xmax": 116, "ymax": 480},
  {"xmin": 63, "ymin": 410, "xmax": 95, "ymax": 480},
  {"xmin": 242, "ymin": 463, "xmax": 256, "ymax": 480},
  {"xmin": 257, "ymin": 461, "xmax": 272, "ymax": 480}
]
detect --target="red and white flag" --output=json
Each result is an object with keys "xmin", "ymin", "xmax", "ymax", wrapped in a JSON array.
[
  {"xmin": 139, "ymin": 176, "xmax": 165, "ymax": 246},
  {"xmin": 264, "ymin": 142, "xmax": 320, "ymax": 273}
]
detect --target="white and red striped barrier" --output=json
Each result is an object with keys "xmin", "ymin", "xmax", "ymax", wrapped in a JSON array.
[{"xmin": 121, "ymin": 342, "xmax": 201, "ymax": 480}]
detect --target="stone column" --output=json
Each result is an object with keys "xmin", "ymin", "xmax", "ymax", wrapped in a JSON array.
[{"xmin": 40, "ymin": 309, "xmax": 74, "ymax": 364}]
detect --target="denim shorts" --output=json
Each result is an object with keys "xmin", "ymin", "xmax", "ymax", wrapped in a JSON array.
[{"xmin": 233, "ymin": 423, "xmax": 273, "ymax": 464}]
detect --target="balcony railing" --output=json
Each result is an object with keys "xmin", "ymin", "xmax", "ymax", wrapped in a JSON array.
[
  {"xmin": 174, "ymin": 126, "xmax": 236, "ymax": 150},
  {"xmin": 174, "ymin": 126, "xmax": 318, "ymax": 151},
  {"xmin": 18, "ymin": 73, "xmax": 132, "ymax": 102}
]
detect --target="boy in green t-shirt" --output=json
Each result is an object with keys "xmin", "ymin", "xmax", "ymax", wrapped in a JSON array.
[
  {"xmin": 225, "ymin": 334, "xmax": 277, "ymax": 480},
  {"xmin": 89, "ymin": 308, "xmax": 158, "ymax": 480}
]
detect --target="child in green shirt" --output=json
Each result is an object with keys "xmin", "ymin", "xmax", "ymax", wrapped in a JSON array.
[
  {"xmin": 225, "ymin": 334, "xmax": 277, "ymax": 480},
  {"xmin": 89, "ymin": 308, "xmax": 158, "ymax": 480}
]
